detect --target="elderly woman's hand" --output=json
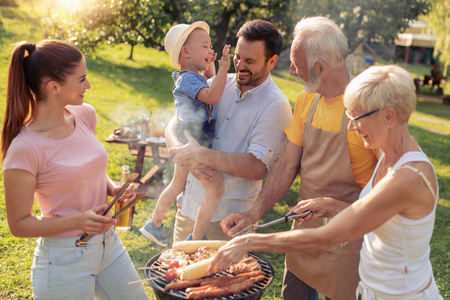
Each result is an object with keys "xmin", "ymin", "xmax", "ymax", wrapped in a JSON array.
[
  {"xmin": 287, "ymin": 198, "xmax": 327, "ymax": 222},
  {"xmin": 207, "ymin": 235, "xmax": 249, "ymax": 275},
  {"xmin": 288, "ymin": 197, "xmax": 349, "ymax": 221}
]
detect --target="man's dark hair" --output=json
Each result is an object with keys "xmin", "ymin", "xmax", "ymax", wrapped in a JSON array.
[{"xmin": 236, "ymin": 19, "xmax": 283, "ymax": 60}]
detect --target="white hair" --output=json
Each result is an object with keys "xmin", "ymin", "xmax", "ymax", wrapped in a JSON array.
[
  {"xmin": 344, "ymin": 65, "xmax": 417, "ymax": 124},
  {"xmin": 294, "ymin": 16, "xmax": 348, "ymax": 69}
]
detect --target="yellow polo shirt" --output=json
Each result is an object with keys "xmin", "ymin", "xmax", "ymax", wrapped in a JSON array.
[{"xmin": 284, "ymin": 92, "xmax": 379, "ymax": 188}]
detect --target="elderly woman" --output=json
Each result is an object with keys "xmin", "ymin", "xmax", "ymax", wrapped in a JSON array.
[{"xmin": 209, "ymin": 65, "xmax": 443, "ymax": 299}]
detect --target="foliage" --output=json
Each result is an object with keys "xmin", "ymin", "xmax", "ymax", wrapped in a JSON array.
[
  {"xmin": 0, "ymin": 0, "xmax": 17, "ymax": 7},
  {"xmin": 42, "ymin": 0, "xmax": 119, "ymax": 55},
  {"xmin": 42, "ymin": 0, "xmax": 294, "ymax": 59},
  {"xmin": 42, "ymin": 0, "xmax": 174, "ymax": 59},
  {"xmin": 421, "ymin": 0, "xmax": 450, "ymax": 76},
  {"xmin": 41, "ymin": 0, "xmax": 434, "ymax": 62},
  {"xmin": 179, "ymin": 0, "xmax": 293, "ymax": 57},
  {"xmin": 289, "ymin": 0, "xmax": 432, "ymax": 53},
  {"xmin": 111, "ymin": 0, "xmax": 172, "ymax": 59}
]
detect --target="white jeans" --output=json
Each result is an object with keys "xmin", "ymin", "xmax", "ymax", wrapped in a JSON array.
[
  {"xmin": 356, "ymin": 277, "xmax": 443, "ymax": 300},
  {"xmin": 31, "ymin": 228, "xmax": 147, "ymax": 300}
]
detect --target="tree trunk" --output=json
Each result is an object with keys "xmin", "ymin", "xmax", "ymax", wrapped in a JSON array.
[
  {"xmin": 212, "ymin": 14, "xmax": 232, "ymax": 54},
  {"xmin": 212, "ymin": 9, "xmax": 234, "ymax": 71},
  {"xmin": 444, "ymin": 60, "xmax": 448, "ymax": 77},
  {"xmin": 128, "ymin": 44, "xmax": 134, "ymax": 60},
  {"xmin": 169, "ymin": 0, "xmax": 181, "ymax": 22}
]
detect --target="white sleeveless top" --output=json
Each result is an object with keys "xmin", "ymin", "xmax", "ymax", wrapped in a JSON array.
[{"xmin": 359, "ymin": 151, "xmax": 438, "ymax": 295}]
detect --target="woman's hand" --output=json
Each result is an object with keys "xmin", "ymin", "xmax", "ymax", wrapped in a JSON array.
[
  {"xmin": 207, "ymin": 235, "xmax": 249, "ymax": 275},
  {"xmin": 79, "ymin": 204, "xmax": 116, "ymax": 235},
  {"xmin": 287, "ymin": 198, "xmax": 325, "ymax": 222},
  {"xmin": 110, "ymin": 183, "xmax": 136, "ymax": 204},
  {"xmin": 288, "ymin": 197, "xmax": 347, "ymax": 222}
]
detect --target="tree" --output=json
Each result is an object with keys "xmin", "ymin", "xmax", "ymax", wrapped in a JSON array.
[
  {"xmin": 42, "ymin": 0, "xmax": 293, "ymax": 59},
  {"xmin": 43, "ymin": 0, "xmax": 120, "ymax": 55},
  {"xmin": 107, "ymin": 0, "xmax": 172, "ymax": 59},
  {"xmin": 179, "ymin": 0, "xmax": 292, "ymax": 58},
  {"xmin": 43, "ymin": 0, "xmax": 432, "ymax": 60},
  {"xmin": 286, "ymin": 0, "xmax": 432, "ymax": 54},
  {"xmin": 422, "ymin": 0, "xmax": 450, "ymax": 76},
  {"xmin": 43, "ymin": 0, "xmax": 175, "ymax": 59},
  {"xmin": 0, "ymin": 0, "xmax": 18, "ymax": 7}
]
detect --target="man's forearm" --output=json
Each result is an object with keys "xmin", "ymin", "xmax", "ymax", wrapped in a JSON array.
[
  {"xmin": 249, "ymin": 141, "xmax": 302, "ymax": 219},
  {"xmin": 166, "ymin": 115, "xmax": 265, "ymax": 179}
]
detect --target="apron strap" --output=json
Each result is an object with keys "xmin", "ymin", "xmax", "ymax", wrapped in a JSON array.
[
  {"xmin": 340, "ymin": 107, "xmax": 349, "ymax": 133},
  {"xmin": 305, "ymin": 94, "xmax": 349, "ymax": 134},
  {"xmin": 305, "ymin": 94, "xmax": 322, "ymax": 125}
]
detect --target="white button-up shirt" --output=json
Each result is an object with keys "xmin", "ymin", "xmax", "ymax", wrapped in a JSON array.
[{"xmin": 178, "ymin": 74, "xmax": 292, "ymax": 221}]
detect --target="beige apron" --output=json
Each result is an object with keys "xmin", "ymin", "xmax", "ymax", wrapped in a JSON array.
[{"xmin": 285, "ymin": 94, "xmax": 363, "ymax": 300}]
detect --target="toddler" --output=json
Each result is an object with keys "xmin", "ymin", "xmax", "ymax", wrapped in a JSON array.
[{"xmin": 140, "ymin": 21, "xmax": 230, "ymax": 246}]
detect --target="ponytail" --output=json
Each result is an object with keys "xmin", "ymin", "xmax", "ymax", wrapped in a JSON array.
[
  {"xmin": 2, "ymin": 42, "xmax": 36, "ymax": 160},
  {"xmin": 2, "ymin": 39, "xmax": 83, "ymax": 160}
]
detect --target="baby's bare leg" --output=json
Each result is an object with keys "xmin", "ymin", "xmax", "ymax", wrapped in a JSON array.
[
  {"xmin": 192, "ymin": 169, "xmax": 224, "ymax": 240},
  {"xmin": 151, "ymin": 164, "xmax": 188, "ymax": 226}
]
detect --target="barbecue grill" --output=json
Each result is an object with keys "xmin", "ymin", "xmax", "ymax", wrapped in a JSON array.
[{"xmin": 145, "ymin": 252, "xmax": 275, "ymax": 300}]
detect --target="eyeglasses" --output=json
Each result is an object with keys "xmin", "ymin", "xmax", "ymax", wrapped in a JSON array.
[{"xmin": 345, "ymin": 108, "xmax": 379, "ymax": 128}]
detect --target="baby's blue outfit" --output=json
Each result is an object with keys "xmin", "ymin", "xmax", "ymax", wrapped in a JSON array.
[{"xmin": 173, "ymin": 70, "xmax": 217, "ymax": 147}]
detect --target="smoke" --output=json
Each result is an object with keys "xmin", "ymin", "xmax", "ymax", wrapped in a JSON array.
[{"xmin": 109, "ymin": 104, "xmax": 175, "ymax": 127}]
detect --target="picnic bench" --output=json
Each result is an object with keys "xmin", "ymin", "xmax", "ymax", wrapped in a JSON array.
[{"xmin": 106, "ymin": 135, "xmax": 172, "ymax": 199}]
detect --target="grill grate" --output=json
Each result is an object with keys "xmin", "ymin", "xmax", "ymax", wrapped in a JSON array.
[{"xmin": 145, "ymin": 252, "xmax": 274, "ymax": 300}]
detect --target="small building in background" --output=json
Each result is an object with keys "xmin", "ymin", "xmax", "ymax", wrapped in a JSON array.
[{"xmin": 395, "ymin": 20, "xmax": 437, "ymax": 65}]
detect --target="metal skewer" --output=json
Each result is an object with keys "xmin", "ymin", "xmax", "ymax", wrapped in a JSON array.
[
  {"xmin": 232, "ymin": 211, "xmax": 313, "ymax": 237},
  {"xmin": 137, "ymin": 266, "xmax": 165, "ymax": 270},
  {"xmin": 128, "ymin": 275, "xmax": 165, "ymax": 285}
]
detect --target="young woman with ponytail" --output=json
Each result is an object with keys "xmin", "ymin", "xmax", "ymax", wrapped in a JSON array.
[{"xmin": 2, "ymin": 40, "xmax": 147, "ymax": 299}]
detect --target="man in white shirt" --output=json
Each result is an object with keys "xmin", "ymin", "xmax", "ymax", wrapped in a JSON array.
[{"xmin": 166, "ymin": 19, "xmax": 292, "ymax": 242}]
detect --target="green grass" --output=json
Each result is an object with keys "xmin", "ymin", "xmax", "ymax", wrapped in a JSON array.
[{"xmin": 0, "ymin": 2, "xmax": 449, "ymax": 299}]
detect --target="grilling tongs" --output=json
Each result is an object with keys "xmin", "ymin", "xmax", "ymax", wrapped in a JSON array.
[
  {"xmin": 75, "ymin": 173, "xmax": 143, "ymax": 247},
  {"xmin": 231, "ymin": 210, "xmax": 313, "ymax": 237}
]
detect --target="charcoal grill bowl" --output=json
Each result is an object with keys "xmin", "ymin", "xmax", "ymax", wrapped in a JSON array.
[{"xmin": 144, "ymin": 252, "xmax": 274, "ymax": 300}]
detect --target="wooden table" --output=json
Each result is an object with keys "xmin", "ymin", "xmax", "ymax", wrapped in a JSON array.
[{"xmin": 106, "ymin": 136, "xmax": 172, "ymax": 199}]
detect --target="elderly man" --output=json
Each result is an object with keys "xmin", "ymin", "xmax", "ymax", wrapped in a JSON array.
[
  {"xmin": 221, "ymin": 16, "xmax": 378, "ymax": 300},
  {"xmin": 166, "ymin": 19, "xmax": 293, "ymax": 242}
]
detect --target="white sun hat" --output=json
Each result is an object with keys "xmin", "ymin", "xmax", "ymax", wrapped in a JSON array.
[{"xmin": 164, "ymin": 21, "xmax": 210, "ymax": 68}]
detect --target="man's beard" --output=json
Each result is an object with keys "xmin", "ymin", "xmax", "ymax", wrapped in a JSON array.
[
  {"xmin": 236, "ymin": 63, "xmax": 268, "ymax": 88},
  {"xmin": 237, "ymin": 71, "xmax": 261, "ymax": 87},
  {"xmin": 302, "ymin": 67, "xmax": 321, "ymax": 94}
]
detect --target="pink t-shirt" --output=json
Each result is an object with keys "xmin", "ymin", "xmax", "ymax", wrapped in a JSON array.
[{"xmin": 3, "ymin": 103, "xmax": 109, "ymax": 237}]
